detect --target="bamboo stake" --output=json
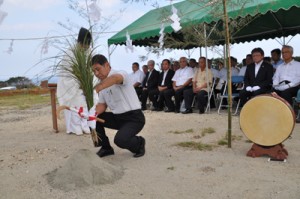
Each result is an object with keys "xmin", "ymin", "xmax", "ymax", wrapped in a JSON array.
[{"xmin": 222, "ymin": 0, "xmax": 232, "ymax": 148}]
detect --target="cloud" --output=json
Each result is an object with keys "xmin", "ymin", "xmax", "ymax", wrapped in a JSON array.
[
  {"xmin": 1, "ymin": 22, "xmax": 52, "ymax": 32},
  {"xmin": 100, "ymin": 0, "xmax": 120, "ymax": 9},
  {"xmin": 6, "ymin": 0, "xmax": 62, "ymax": 10},
  {"xmin": 77, "ymin": 0, "xmax": 121, "ymax": 14}
]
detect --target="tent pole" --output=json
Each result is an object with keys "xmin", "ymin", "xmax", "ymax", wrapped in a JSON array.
[
  {"xmin": 108, "ymin": 45, "xmax": 111, "ymax": 63},
  {"xmin": 204, "ymin": 23, "xmax": 210, "ymax": 113},
  {"xmin": 200, "ymin": 47, "xmax": 202, "ymax": 57}
]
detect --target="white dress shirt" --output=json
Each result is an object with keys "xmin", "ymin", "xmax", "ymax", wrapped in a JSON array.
[
  {"xmin": 273, "ymin": 59, "xmax": 300, "ymax": 88},
  {"xmin": 129, "ymin": 69, "xmax": 145, "ymax": 86},
  {"xmin": 238, "ymin": 66, "xmax": 247, "ymax": 76},
  {"xmin": 161, "ymin": 69, "xmax": 169, "ymax": 86},
  {"xmin": 98, "ymin": 70, "xmax": 141, "ymax": 114},
  {"xmin": 255, "ymin": 60, "xmax": 263, "ymax": 77},
  {"xmin": 172, "ymin": 66, "xmax": 194, "ymax": 86}
]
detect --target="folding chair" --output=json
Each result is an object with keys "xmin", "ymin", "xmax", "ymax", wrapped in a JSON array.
[
  {"xmin": 217, "ymin": 76, "xmax": 244, "ymax": 115},
  {"xmin": 190, "ymin": 78, "xmax": 217, "ymax": 112},
  {"xmin": 205, "ymin": 78, "xmax": 218, "ymax": 113},
  {"xmin": 293, "ymin": 89, "xmax": 300, "ymax": 119}
]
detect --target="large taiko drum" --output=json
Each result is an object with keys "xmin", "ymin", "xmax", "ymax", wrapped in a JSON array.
[{"xmin": 240, "ymin": 94, "xmax": 295, "ymax": 146}]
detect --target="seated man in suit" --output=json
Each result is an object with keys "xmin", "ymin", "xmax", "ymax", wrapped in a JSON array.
[
  {"xmin": 183, "ymin": 57, "xmax": 213, "ymax": 114},
  {"xmin": 141, "ymin": 60, "xmax": 159, "ymax": 110},
  {"xmin": 273, "ymin": 45, "xmax": 300, "ymax": 106},
  {"xmin": 148, "ymin": 59, "xmax": 175, "ymax": 111},
  {"xmin": 239, "ymin": 47, "xmax": 273, "ymax": 107},
  {"xmin": 164, "ymin": 57, "xmax": 194, "ymax": 113}
]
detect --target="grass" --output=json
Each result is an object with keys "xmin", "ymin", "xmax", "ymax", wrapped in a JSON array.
[
  {"xmin": 0, "ymin": 93, "xmax": 50, "ymax": 110},
  {"xmin": 192, "ymin": 135, "xmax": 201, "ymax": 139},
  {"xmin": 169, "ymin": 129, "xmax": 194, "ymax": 134},
  {"xmin": 167, "ymin": 166, "xmax": 175, "ymax": 170},
  {"xmin": 175, "ymin": 141, "xmax": 214, "ymax": 151},
  {"xmin": 218, "ymin": 135, "xmax": 244, "ymax": 146},
  {"xmin": 201, "ymin": 127, "xmax": 216, "ymax": 137},
  {"xmin": 218, "ymin": 139, "xmax": 228, "ymax": 146}
]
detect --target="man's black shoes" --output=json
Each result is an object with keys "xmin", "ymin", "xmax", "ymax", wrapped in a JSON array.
[
  {"xmin": 97, "ymin": 147, "xmax": 114, "ymax": 158},
  {"xmin": 199, "ymin": 109, "xmax": 205, "ymax": 114},
  {"xmin": 182, "ymin": 109, "xmax": 192, "ymax": 114},
  {"xmin": 134, "ymin": 137, "xmax": 145, "ymax": 158},
  {"xmin": 164, "ymin": 109, "xmax": 174, "ymax": 112},
  {"xmin": 154, "ymin": 107, "xmax": 163, "ymax": 111}
]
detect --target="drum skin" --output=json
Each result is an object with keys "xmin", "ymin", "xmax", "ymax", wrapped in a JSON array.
[{"xmin": 240, "ymin": 95, "xmax": 295, "ymax": 146}]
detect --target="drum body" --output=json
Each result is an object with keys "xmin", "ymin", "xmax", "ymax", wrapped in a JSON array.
[{"xmin": 240, "ymin": 94, "xmax": 295, "ymax": 146}]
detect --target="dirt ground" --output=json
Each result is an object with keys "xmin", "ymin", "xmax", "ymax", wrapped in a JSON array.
[{"xmin": 0, "ymin": 105, "xmax": 299, "ymax": 199}]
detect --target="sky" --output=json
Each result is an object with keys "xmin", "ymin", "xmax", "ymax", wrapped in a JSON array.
[{"xmin": 0, "ymin": 0, "xmax": 300, "ymax": 83}]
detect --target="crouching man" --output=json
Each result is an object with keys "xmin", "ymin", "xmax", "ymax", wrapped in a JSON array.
[{"xmin": 92, "ymin": 54, "xmax": 146, "ymax": 158}]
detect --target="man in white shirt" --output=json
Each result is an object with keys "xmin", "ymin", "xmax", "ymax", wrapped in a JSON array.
[
  {"xmin": 215, "ymin": 58, "xmax": 239, "ymax": 91},
  {"xmin": 208, "ymin": 59, "xmax": 219, "ymax": 78},
  {"xmin": 92, "ymin": 54, "xmax": 146, "ymax": 158},
  {"xmin": 128, "ymin": 62, "xmax": 145, "ymax": 100},
  {"xmin": 215, "ymin": 57, "xmax": 239, "ymax": 92},
  {"xmin": 230, "ymin": 56, "xmax": 240, "ymax": 76},
  {"xmin": 271, "ymin": 48, "xmax": 284, "ymax": 71},
  {"xmin": 273, "ymin": 45, "xmax": 300, "ymax": 106},
  {"xmin": 238, "ymin": 54, "xmax": 253, "ymax": 76},
  {"xmin": 164, "ymin": 57, "xmax": 194, "ymax": 113}
]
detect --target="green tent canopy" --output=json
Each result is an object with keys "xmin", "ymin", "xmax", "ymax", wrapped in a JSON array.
[{"xmin": 108, "ymin": 0, "xmax": 300, "ymax": 48}]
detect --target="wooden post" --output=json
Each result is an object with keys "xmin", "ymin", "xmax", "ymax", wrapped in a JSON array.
[
  {"xmin": 41, "ymin": 81, "xmax": 59, "ymax": 133},
  {"xmin": 49, "ymin": 84, "xmax": 58, "ymax": 133}
]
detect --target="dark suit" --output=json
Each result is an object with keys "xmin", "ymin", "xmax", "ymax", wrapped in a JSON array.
[
  {"xmin": 149, "ymin": 69, "xmax": 175, "ymax": 109},
  {"xmin": 141, "ymin": 69, "xmax": 160, "ymax": 109},
  {"xmin": 239, "ymin": 61, "xmax": 273, "ymax": 106}
]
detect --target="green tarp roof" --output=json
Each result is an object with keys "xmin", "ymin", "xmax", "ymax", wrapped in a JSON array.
[{"xmin": 108, "ymin": 0, "xmax": 300, "ymax": 48}]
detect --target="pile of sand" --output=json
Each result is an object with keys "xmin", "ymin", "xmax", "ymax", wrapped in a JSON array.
[{"xmin": 46, "ymin": 149, "xmax": 123, "ymax": 191}]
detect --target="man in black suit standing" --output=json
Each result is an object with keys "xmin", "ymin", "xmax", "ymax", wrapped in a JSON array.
[
  {"xmin": 239, "ymin": 47, "xmax": 273, "ymax": 107},
  {"xmin": 141, "ymin": 60, "xmax": 159, "ymax": 110},
  {"xmin": 149, "ymin": 59, "xmax": 175, "ymax": 111}
]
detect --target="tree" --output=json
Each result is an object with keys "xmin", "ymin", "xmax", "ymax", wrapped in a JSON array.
[
  {"xmin": 294, "ymin": 56, "xmax": 300, "ymax": 62},
  {"xmin": 6, "ymin": 76, "xmax": 34, "ymax": 89}
]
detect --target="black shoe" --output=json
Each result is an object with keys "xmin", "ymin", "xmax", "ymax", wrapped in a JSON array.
[
  {"xmin": 165, "ymin": 109, "xmax": 175, "ymax": 112},
  {"xmin": 174, "ymin": 109, "xmax": 180, "ymax": 113},
  {"xmin": 134, "ymin": 137, "xmax": 145, "ymax": 158},
  {"xmin": 199, "ymin": 109, "xmax": 205, "ymax": 114},
  {"xmin": 96, "ymin": 147, "xmax": 114, "ymax": 158},
  {"xmin": 141, "ymin": 107, "xmax": 147, "ymax": 111},
  {"xmin": 154, "ymin": 107, "xmax": 163, "ymax": 111},
  {"xmin": 182, "ymin": 109, "xmax": 192, "ymax": 114}
]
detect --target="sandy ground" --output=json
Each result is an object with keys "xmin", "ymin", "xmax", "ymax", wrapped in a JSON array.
[{"xmin": 0, "ymin": 105, "xmax": 300, "ymax": 199}]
